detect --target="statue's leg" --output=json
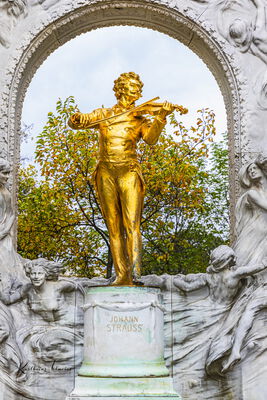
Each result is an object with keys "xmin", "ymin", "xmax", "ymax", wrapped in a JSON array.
[
  {"xmin": 95, "ymin": 163, "xmax": 130, "ymax": 285},
  {"xmin": 222, "ymin": 296, "xmax": 262, "ymax": 372},
  {"xmin": 118, "ymin": 164, "xmax": 144, "ymax": 280}
]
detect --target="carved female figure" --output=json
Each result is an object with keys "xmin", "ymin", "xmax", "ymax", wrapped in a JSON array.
[
  {"xmin": 234, "ymin": 159, "xmax": 267, "ymax": 269},
  {"xmin": 213, "ymin": 157, "xmax": 267, "ymax": 371},
  {"xmin": 173, "ymin": 245, "xmax": 267, "ymax": 305},
  {"xmin": 204, "ymin": 158, "xmax": 267, "ymax": 375},
  {"xmin": 0, "ymin": 158, "xmax": 25, "ymax": 288},
  {"xmin": 173, "ymin": 245, "xmax": 267, "ymax": 377},
  {"xmin": 1, "ymin": 258, "xmax": 83, "ymax": 325}
]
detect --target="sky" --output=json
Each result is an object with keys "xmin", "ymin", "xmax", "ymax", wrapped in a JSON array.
[{"xmin": 21, "ymin": 26, "xmax": 227, "ymax": 163}]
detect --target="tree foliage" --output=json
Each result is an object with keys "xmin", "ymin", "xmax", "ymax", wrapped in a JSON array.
[{"xmin": 18, "ymin": 97, "xmax": 229, "ymax": 277}]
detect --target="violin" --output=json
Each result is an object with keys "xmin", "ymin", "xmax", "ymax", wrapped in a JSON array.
[
  {"xmin": 130, "ymin": 97, "xmax": 188, "ymax": 117},
  {"xmin": 70, "ymin": 97, "xmax": 188, "ymax": 129}
]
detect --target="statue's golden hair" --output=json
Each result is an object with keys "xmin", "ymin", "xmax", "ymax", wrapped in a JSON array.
[{"xmin": 113, "ymin": 72, "xmax": 143, "ymax": 99}]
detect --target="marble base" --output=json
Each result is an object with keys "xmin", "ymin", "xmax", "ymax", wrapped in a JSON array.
[
  {"xmin": 67, "ymin": 397, "xmax": 180, "ymax": 399},
  {"xmin": 66, "ymin": 286, "xmax": 180, "ymax": 399},
  {"xmin": 66, "ymin": 376, "xmax": 181, "ymax": 399}
]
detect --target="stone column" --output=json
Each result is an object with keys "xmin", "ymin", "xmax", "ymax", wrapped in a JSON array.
[{"xmin": 66, "ymin": 286, "xmax": 181, "ymax": 399}]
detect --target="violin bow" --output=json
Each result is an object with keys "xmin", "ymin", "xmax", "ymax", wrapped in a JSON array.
[{"xmin": 75, "ymin": 96, "xmax": 160, "ymax": 129}]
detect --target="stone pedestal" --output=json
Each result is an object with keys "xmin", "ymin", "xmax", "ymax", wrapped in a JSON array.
[{"xmin": 66, "ymin": 286, "xmax": 180, "ymax": 399}]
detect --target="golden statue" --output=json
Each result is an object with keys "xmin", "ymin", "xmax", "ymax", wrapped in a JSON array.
[{"xmin": 68, "ymin": 72, "xmax": 187, "ymax": 286}]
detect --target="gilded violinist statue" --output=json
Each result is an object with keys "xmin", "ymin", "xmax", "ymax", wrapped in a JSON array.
[{"xmin": 68, "ymin": 72, "xmax": 187, "ymax": 286}]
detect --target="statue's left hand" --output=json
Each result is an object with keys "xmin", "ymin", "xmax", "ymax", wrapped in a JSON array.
[
  {"xmin": 158, "ymin": 101, "xmax": 176, "ymax": 119},
  {"xmin": 79, "ymin": 113, "xmax": 91, "ymax": 126}
]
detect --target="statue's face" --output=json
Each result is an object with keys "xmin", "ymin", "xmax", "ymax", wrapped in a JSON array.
[
  {"xmin": 0, "ymin": 168, "xmax": 10, "ymax": 186},
  {"xmin": 30, "ymin": 266, "xmax": 46, "ymax": 287},
  {"xmin": 121, "ymin": 78, "xmax": 142, "ymax": 104},
  {"xmin": 229, "ymin": 19, "xmax": 250, "ymax": 46},
  {"xmin": 247, "ymin": 163, "xmax": 263, "ymax": 181}
]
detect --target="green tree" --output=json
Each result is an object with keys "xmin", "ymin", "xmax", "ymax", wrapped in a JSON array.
[{"xmin": 18, "ymin": 97, "xmax": 229, "ymax": 277}]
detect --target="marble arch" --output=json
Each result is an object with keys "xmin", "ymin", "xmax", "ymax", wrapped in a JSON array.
[
  {"xmin": 1, "ymin": 2, "xmax": 267, "ymax": 399},
  {"xmin": 0, "ymin": 0, "xmax": 253, "ymax": 220},
  {"xmin": 0, "ymin": 0, "xmax": 265, "ymax": 227}
]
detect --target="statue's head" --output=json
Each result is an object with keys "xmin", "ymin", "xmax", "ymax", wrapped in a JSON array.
[
  {"xmin": 229, "ymin": 18, "xmax": 252, "ymax": 48},
  {"xmin": 239, "ymin": 159, "xmax": 265, "ymax": 188},
  {"xmin": 207, "ymin": 245, "xmax": 236, "ymax": 273},
  {"xmin": 0, "ymin": 158, "xmax": 10, "ymax": 172},
  {"xmin": 0, "ymin": 158, "xmax": 11, "ymax": 186},
  {"xmin": 24, "ymin": 258, "xmax": 63, "ymax": 285},
  {"xmin": 113, "ymin": 72, "xmax": 143, "ymax": 104}
]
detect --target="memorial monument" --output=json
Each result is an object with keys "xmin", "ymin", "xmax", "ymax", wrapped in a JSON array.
[{"xmin": 1, "ymin": 0, "xmax": 267, "ymax": 399}]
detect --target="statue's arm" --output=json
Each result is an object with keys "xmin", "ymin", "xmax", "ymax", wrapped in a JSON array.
[
  {"xmin": 141, "ymin": 116, "xmax": 167, "ymax": 145},
  {"xmin": 252, "ymin": 0, "xmax": 266, "ymax": 32},
  {"xmin": 68, "ymin": 108, "xmax": 105, "ymax": 130},
  {"xmin": 141, "ymin": 102, "xmax": 175, "ymax": 145},
  {"xmin": 247, "ymin": 189, "xmax": 267, "ymax": 211},
  {"xmin": 59, "ymin": 279, "xmax": 85, "ymax": 295},
  {"xmin": 0, "ymin": 283, "xmax": 29, "ymax": 305},
  {"xmin": 233, "ymin": 258, "xmax": 267, "ymax": 279},
  {"xmin": 173, "ymin": 274, "xmax": 207, "ymax": 292}
]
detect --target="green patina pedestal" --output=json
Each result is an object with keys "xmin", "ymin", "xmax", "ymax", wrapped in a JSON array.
[{"xmin": 66, "ymin": 286, "xmax": 181, "ymax": 400}]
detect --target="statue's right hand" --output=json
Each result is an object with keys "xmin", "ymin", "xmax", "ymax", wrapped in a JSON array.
[
  {"xmin": 70, "ymin": 112, "xmax": 81, "ymax": 124},
  {"xmin": 79, "ymin": 113, "xmax": 91, "ymax": 126}
]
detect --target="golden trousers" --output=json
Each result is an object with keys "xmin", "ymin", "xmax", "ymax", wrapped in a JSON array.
[{"xmin": 95, "ymin": 161, "xmax": 145, "ymax": 283}]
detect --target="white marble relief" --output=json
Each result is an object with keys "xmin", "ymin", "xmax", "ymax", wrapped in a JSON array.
[
  {"xmin": 217, "ymin": 0, "xmax": 267, "ymax": 64},
  {"xmin": 234, "ymin": 156, "xmax": 267, "ymax": 267},
  {"xmin": 0, "ymin": 158, "xmax": 27, "ymax": 289},
  {"xmin": 0, "ymin": 0, "xmax": 28, "ymax": 48}
]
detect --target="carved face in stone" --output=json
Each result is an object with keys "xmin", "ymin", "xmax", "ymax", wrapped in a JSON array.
[
  {"xmin": 0, "ymin": 168, "xmax": 10, "ymax": 186},
  {"xmin": 247, "ymin": 163, "xmax": 263, "ymax": 181},
  {"xmin": 208, "ymin": 245, "xmax": 236, "ymax": 273},
  {"xmin": 229, "ymin": 19, "xmax": 252, "ymax": 49},
  {"xmin": 29, "ymin": 265, "xmax": 46, "ymax": 287}
]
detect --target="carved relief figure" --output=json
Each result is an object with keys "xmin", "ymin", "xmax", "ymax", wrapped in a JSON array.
[
  {"xmin": 0, "ymin": 158, "xmax": 26, "ymax": 289},
  {"xmin": 205, "ymin": 158, "xmax": 267, "ymax": 376},
  {"xmin": 0, "ymin": 0, "xmax": 28, "ymax": 48},
  {"xmin": 234, "ymin": 158, "xmax": 267, "ymax": 267},
  {"xmin": 143, "ymin": 245, "xmax": 267, "ymax": 381},
  {"xmin": 222, "ymin": 281, "xmax": 267, "ymax": 371},
  {"xmin": 173, "ymin": 245, "xmax": 267, "ymax": 305},
  {"xmin": 0, "ymin": 302, "xmax": 27, "ymax": 382},
  {"xmin": 218, "ymin": 0, "xmax": 267, "ymax": 64},
  {"xmin": 1, "ymin": 258, "xmax": 83, "ymax": 325},
  {"xmin": 212, "ymin": 156, "xmax": 267, "ymax": 372},
  {"xmin": 30, "ymin": 327, "xmax": 83, "ymax": 367},
  {"xmin": 68, "ymin": 72, "xmax": 180, "ymax": 285}
]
